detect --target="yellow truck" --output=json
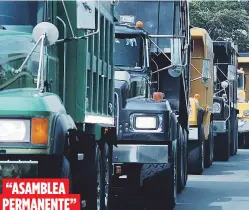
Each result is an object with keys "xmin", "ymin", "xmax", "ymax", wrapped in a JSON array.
[
  {"xmin": 188, "ymin": 27, "xmax": 214, "ymax": 174},
  {"xmin": 237, "ymin": 53, "xmax": 249, "ymax": 148}
]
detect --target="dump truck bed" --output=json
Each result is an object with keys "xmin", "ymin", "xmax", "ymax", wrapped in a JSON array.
[{"xmin": 55, "ymin": 1, "xmax": 118, "ymax": 124}]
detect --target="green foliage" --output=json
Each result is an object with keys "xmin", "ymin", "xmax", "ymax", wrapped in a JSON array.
[{"xmin": 190, "ymin": 1, "xmax": 249, "ymax": 52}]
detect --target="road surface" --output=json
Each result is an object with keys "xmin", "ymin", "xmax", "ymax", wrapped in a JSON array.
[{"xmin": 175, "ymin": 149, "xmax": 249, "ymax": 210}]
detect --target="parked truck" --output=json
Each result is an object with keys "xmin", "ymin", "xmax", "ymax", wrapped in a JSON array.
[
  {"xmin": 188, "ymin": 27, "xmax": 214, "ymax": 175},
  {"xmin": 0, "ymin": 1, "xmax": 118, "ymax": 209},
  {"xmin": 111, "ymin": 1, "xmax": 190, "ymax": 209},
  {"xmin": 237, "ymin": 53, "xmax": 249, "ymax": 148},
  {"xmin": 212, "ymin": 41, "xmax": 239, "ymax": 161}
]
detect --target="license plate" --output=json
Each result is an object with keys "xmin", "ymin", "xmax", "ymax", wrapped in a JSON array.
[{"xmin": 0, "ymin": 161, "xmax": 38, "ymax": 193}]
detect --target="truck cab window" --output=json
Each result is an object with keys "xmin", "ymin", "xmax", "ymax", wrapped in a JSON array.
[
  {"xmin": 114, "ymin": 35, "xmax": 144, "ymax": 70},
  {"xmin": 127, "ymin": 79, "xmax": 146, "ymax": 99},
  {"xmin": 237, "ymin": 73, "xmax": 244, "ymax": 89},
  {"xmin": 0, "ymin": 1, "xmax": 47, "ymax": 32}
]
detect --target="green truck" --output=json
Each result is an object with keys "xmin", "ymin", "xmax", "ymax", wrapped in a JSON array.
[{"xmin": 0, "ymin": 1, "xmax": 117, "ymax": 209}]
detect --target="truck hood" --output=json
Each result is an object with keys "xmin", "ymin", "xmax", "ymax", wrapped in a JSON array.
[{"xmin": 0, "ymin": 88, "xmax": 66, "ymax": 116}]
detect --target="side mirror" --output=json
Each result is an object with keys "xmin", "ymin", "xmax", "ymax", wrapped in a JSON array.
[
  {"xmin": 77, "ymin": 0, "xmax": 96, "ymax": 30},
  {"xmin": 168, "ymin": 38, "xmax": 183, "ymax": 77},
  {"xmin": 32, "ymin": 22, "xmax": 59, "ymax": 46},
  {"xmin": 227, "ymin": 65, "xmax": 236, "ymax": 81},
  {"xmin": 32, "ymin": 22, "xmax": 59, "ymax": 91},
  {"xmin": 201, "ymin": 59, "xmax": 211, "ymax": 84},
  {"xmin": 221, "ymin": 81, "xmax": 229, "ymax": 89}
]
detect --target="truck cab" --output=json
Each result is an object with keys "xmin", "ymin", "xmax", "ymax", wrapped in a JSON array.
[
  {"xmin": 213, "ymin": 41, "xmax": 239, "ymax": 161},
  {"xmin": 237, "ymin": 53, "xmax": 249, "ymax": 148},
  {"xmin": 111, "ymin": 1, "xmax": 190, "ymax": 210}
]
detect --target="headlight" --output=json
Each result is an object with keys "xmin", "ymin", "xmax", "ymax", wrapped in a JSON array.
[
  {"xmin": 135, "ymin": 116, "xmax": 157, "ymax": 129},
  {"xmin": 243, "ymin": 110, "xmax": 249, "ymax": 116},
  {"xmin": 130, "ymin": 114, "xmax": 163, "ymax": 131},
  {"xmin": 0, "ymin": 119, "xmax": 30, "ymax": 142},
  {"xmin": 212, "ymin": 102, "xmax": 221, "ymax": 113}
]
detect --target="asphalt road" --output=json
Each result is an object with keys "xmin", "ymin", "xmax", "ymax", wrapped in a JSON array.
[{"xmin": 175, "ymin": 149, "xmax": 249, "ymax": 210}]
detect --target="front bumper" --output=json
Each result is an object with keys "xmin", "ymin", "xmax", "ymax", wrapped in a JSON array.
[
  {"xmin": 112, "ymin": 144, "xmax": 169, "ymax": 164},
  {"xmin": 238, "ymin": 119, "xmax": 249, "ymax": 133},
  {"xmin": 213, "ymin": 120, "xmax": 227, "ymax": 134}
]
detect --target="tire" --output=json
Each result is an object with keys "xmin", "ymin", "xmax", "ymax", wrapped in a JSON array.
[
  {"xmin": 183, "ymin": 130, "xmax": 188, "ymax": 185},
  {"xmin": 214, "ymin": 121, "xmax": 230, "ymax": 161},
  {"xmin": 140, "ymin": 144, "xmax": 177, "ymax": 210},
  {"xmin": 205, "ymin": 121, "xmax": 214, "ymax": 168},
  {"xmin": 187, "ymin": 124, "xmax": 205, "ymax": 175},
  {"xmin": 234, "ymin": 120, "xmax": 238, "ymax": 155},
  {"xmin": 214, "ymin": 133, "xmax": 230, "ymax": 161},
  {"xmin": 244, "ymin": 133, "xmax": 249, "ymax": 149},
  {"xmin": 238, "ymin": 133, "xmax": 245, "ymax": 149},
  {"xmin": 97, "ymin": 143, "xmax": 111, "ymax": 210},
  {"xmin": 177, "ymin": 128, "xmax": 185, "ymax": 194},
  {"xmin": 61, "ymin": 156, "xmax": 73, "ymax": 193},
  {"xmin": 230, "ymin": 119, "xmax": 236, "ymax": 156}
]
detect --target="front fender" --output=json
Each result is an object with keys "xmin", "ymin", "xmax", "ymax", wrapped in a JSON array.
[{"xmin": 50, "ymin": 113, "xmax": 77, "ymax": 155}]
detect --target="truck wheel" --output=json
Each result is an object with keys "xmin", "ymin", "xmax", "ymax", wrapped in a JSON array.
[
  {"xmin": 214, "ymin": 133, "xmax": 230, "ymax": 161},
  {"xmin": 238, "ymin": 133, "xmax": 245, "ymax": 149},
  {"xmin": 188, "ymin": 125, "xmax": 205, "ymax": 175},
  {"xmin": 214, "ymin": 121, "xmax": 230, "ymax": 161},
  {"xmin": 177, "ymin": 128, "xmax": 185, "ymax": 193},
  {"xmin": 183, "ymin": 130, "xmax": 188, "ymax": 185},
  {"xmin": 61, "ymin": 156, "xmax": 73, "ymax": 193},
  {"xmin": 230, "ymin": 129, "xmax": 236, "ymax": 156},
  {"xmin": 103, "ymin": 143, "xmax": 112, "ymax": 210},
  {"xmin": 244, "ymin": 133, "xmax": 249, "ymax": 149},
  {"xmin": 140, "ymin": 144, "xmax": 177, "ymax": 210},
  {"xmin": 141, "ymin": 163, "xmax": 176, "ymax": 210},
  {"xmin": 96, "ymin": 143, "xmax": 111, "ymax": 210},
  {"xmin": 205, "ymin": 122, "xmax": 214, "ymax": 168},
  {"xmin": 234, "ymin": 121, "xmax": 238, "ymax": 155}
]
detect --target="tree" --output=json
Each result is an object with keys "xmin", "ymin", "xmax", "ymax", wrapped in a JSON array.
[{"xmin": 189, "ymin": 1, "xmax": 249, "ymax": 52}]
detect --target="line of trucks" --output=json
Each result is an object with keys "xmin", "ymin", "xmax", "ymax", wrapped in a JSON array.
[{"xmin": 0, "ymin": 1, "xmax": 247, "ymax": 210}]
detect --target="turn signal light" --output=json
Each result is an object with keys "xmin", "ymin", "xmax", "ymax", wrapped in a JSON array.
[
  {"xmin": 116, "ymin": 166, "xmax": 122, "ymax": 174},
  {"xmin": 31, "ymin": 118, "xmax": 49, "ymax": 144},
  {"xmin": 194, "ymin": 94, "xmax": 200, "ymax": 100},
  {"xmin": 153, "ymin": 92, "xmax": 164, "ymax": 101},
  {"xmin": 136, "ymin": 21, "xmax": 143, "ymax": 28}
]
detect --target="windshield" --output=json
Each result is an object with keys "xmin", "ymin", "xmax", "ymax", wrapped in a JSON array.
[
  {"xmin": 0, "ymin": 1, "xmax": 48, "ymax": 33},
  {"xmin": 237, "ymin": 73, "xmax": 244, "ymax": 89},
  {"xmin": 0, "ymin": 34, "xmax": 42, "ymax": 90},
  {"xmin": 114, "ymin": 35, "xmax": 144, "ymax": 70}
]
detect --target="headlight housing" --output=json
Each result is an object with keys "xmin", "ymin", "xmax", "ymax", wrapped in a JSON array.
[
  {"xmin": 0, "ymin": 118, "xmax": 49, "ymax": 144},
  {"xmin": 212, "ymin": 102, "xmax": 221, "ymax": 113},
  {"xmin": 243, "ymin": 110, "xmax": 249, "ymax": 116},
  {"xmin": 0, "ymin": 119, "xmax": 30, "ymax": 142},
  {"xmin": 130, "ymin": 114, "xmax": 163, "ymax": 132}
]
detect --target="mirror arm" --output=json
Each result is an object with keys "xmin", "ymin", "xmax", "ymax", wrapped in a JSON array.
[{"xmin": 37, "ymin": 34, "xmax": 46, "ymax": 91}]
